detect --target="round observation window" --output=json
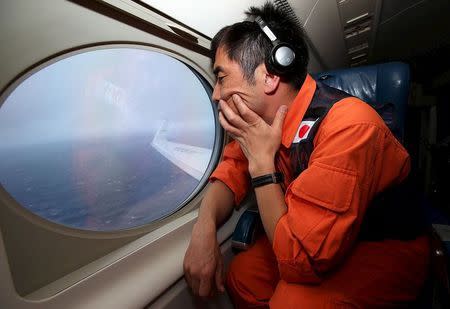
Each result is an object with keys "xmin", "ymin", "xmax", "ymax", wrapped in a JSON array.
[{"xmin": 0, "ymin": 47, "xmax": 218, "ymax": 231}]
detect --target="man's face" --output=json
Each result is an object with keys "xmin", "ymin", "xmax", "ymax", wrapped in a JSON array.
[{"xmin": 212, "ymin": 47, "xmax": 266, "ymax": 117}]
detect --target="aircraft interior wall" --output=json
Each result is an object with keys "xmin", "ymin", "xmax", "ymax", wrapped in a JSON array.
[{"xmin": 0, "ymin": 0, "xmax": 449, "ymax": 308}]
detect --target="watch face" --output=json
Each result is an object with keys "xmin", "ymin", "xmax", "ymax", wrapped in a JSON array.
[{"xmin": 274, "ymin": 172, "xmax": 284, "ymax": 183}]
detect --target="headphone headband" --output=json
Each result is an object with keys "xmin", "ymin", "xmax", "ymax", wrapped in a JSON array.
[{"xmin": 254, "ymin": 16, "xmax": 278, "ymax": 43}]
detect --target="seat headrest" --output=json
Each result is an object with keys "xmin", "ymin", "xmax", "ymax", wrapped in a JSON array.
[{"xmin": 314, "ymin": 62, "xmax": 410, "ymax": 142}]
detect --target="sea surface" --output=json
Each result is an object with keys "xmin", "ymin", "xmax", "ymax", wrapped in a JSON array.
[{"xmin": 0, "ymin": 134, "xmax": 205, "ymax": 231}]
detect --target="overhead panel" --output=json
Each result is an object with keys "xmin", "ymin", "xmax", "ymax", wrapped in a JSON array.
[{"xmin": 336, "ymin": 0, "xmax": 380, "ymax": 67}]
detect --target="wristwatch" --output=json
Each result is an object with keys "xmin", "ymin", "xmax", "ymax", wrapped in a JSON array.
[{"xmin": 251, "ymin": 172, "xmax": 284, "ymax": 188}]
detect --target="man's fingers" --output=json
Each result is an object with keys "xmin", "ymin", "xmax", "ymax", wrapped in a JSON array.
[
  {"xmin": 219, "ymin": 111, "xmax": 242, "ymax": 136},
  {"xmin": 272, "ymin": 105, "xmax": 288, "ymax": 130},
  {"xmin": 198, "ymin": 277, "xmax": 212, "ymax": 297},
  {"xmin": 190, "ymin": 277, "xmax": 200, "ymax": 296},
  {"xmin": 233, "ymin": 94, "xmax": 260, "ymax": 124},
  {"xmin": 219, "ymin": 100, "xmax": 247, "ymax": 128},
  {"xmin": 184, "ymin": 270, "xmax": 192, "ymax": 288},
  {"xmin": 215, "ymin": 259, "xmax": 225, "ymax": 293}
]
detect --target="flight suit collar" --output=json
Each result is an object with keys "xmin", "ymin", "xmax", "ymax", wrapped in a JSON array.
[{"xmin": 281, "ymin": 74, "xmax": 317, "ymax": 148}]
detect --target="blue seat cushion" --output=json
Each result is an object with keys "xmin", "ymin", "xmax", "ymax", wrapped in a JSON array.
[{"xmin": 314, "ymin": 62, "xmax": 410, "ymax": 142}]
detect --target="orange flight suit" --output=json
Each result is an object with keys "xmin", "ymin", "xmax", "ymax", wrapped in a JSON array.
[{"xmin": 210, "ymin": 75, "xmax": 430, "ymax": 308}]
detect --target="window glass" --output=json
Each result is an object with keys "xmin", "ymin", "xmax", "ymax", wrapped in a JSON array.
[{"xmin": 0, "ymin": 47, "xmax": 216, "ymax": 231}]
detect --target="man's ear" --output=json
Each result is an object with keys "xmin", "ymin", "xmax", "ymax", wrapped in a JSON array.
[
  {"xmin": 263, "ymin": 73, "xmax": 280, "ymax": 94},
  {"xmin": 259, "ymin": 64, "xmax": 280, "ymax": 94}
]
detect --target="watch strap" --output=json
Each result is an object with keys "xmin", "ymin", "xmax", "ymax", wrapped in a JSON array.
[{"xmin": 251, "ymin": 172, "xmax": 284, "ymax": 188}]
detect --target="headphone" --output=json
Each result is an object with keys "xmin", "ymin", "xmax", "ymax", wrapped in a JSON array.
[{"xmin": 254, "ymin": 16, "xmax": 296, "ymax": 75}]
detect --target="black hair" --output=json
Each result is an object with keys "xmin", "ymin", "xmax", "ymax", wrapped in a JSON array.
[{"xmin": 210, "ymin": 1, "xmax": 309, "ymax": 89}]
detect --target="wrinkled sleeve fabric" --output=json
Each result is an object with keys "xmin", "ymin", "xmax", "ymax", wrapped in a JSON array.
[
  {"xmin": 210, "ymin": 140, "xmax": 250, "ymax": 206},
  {"xmin": 272, "ymin": 99, "xmax": 410, "ymax": 284}
]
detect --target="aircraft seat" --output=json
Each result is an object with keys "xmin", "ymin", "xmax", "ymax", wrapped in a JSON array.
[{"xmin": 314, "ymin": 61, "xmax": 410, "ymax": 142}]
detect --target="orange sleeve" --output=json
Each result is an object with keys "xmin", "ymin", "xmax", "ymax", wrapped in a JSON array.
[
  {"xmin": 209, "ymin": 140, "xmax": 250, "ymax": 206},
  {"xmin": 272, "ymin": 99, "xmax": 410, "ymax": 284}
]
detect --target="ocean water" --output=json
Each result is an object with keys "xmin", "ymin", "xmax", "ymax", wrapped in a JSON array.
[{"xmin": 0, "ymin": 134, "xmax": 203, "ymax": 231}]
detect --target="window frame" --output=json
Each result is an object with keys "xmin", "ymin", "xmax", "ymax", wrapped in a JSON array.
[{"xmin": 0, "ymin": 42, "xmax": 223, "ymax": 238}]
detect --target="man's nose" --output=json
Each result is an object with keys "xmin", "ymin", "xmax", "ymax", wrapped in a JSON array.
[{"xmin": 212, "ymin": 83, "xmax": 220, "ymax": 103}]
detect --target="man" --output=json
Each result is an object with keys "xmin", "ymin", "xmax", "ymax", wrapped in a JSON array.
[{"xmin": 184, "ymin": 2, "xmax": 429, "ymax": 308}]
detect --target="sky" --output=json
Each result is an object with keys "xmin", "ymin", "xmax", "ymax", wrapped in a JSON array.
[{"xmin": 0, "ymin": 47, "xmax": 216, "ymax": 148}]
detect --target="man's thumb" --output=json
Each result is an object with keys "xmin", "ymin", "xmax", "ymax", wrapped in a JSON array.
[{"xmin": 272, "ymin": 105, "xmax": 288, "ymax": 129}]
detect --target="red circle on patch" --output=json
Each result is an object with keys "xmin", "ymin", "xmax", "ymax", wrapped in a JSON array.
[{"xmin": 298, "ymin": 125, "xmax": 310, "ymax": 138}]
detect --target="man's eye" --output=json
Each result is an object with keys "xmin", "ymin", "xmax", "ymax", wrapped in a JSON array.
[{"xmin": 217, "ymin": 75, "xmax": 225, "ymax": 83}]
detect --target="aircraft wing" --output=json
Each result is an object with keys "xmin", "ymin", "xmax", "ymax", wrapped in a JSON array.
[{"xmin": 151, "ymin": 121, "xmax": 213, "ymax": 181}]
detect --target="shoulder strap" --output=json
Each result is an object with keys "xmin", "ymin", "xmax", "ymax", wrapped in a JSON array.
[{"xmin": 290, "ymin": 82, "xmax": 351, "ymax": 178}]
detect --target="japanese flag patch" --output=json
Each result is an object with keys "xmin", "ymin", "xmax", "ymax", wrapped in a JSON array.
[{"xmin": 292, "ymin": 120, "xmax": 318, "ymax": 144}]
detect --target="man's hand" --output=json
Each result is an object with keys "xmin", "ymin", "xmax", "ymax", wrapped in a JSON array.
[
  {"xmin": 183, "ymin": 220, "xmax": 225, "ymax": 297},
  {"xmin": 218, "ymin": 94, "xmax": 287, "ymax": 177}
]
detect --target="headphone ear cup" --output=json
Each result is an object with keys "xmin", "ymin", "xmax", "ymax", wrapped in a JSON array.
[{"xmin": 268, "ymin": 43, "xmax": 296, "ymax": 75}]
